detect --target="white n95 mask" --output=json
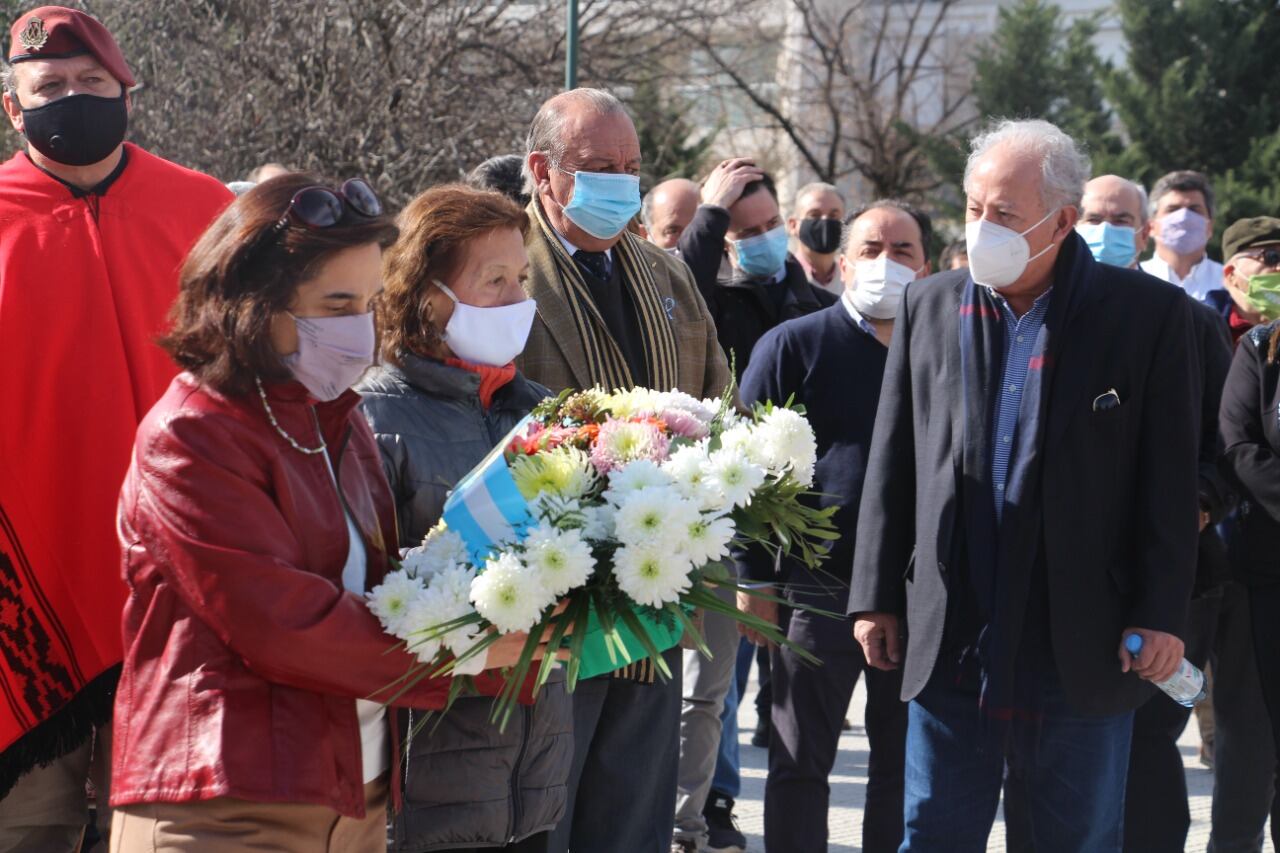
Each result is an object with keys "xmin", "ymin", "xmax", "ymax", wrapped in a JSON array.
[{"xmin": 965, "ymin": 208, "xmax": 1059, "ymax": 289}]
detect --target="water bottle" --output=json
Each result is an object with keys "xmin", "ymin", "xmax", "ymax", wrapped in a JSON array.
[{"xmin": 1125, "ymin": 633, "xmax": 1207, "ymax": 707}]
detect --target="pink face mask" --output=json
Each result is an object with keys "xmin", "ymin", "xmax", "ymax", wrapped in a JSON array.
[
  {"xmin": 282, "ymin": 312, "xmax": 376, "ymax": 401},
  {"xmin": 1158, "ymin": 207, "xmax": 1210, "ymax": 255}
]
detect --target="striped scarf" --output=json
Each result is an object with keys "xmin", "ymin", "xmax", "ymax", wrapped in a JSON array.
[{"xmin": 527, "ymin": 199, "xmax": 680, "ymax": 393}]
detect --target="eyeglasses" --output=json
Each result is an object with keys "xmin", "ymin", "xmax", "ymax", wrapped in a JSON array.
[
  {"xmin": 272, "ymin": 179, "xmax": 382, "ymax": 234},
  {"xmin": 1236, "ymin": 247, "xmax": 1280, "ymax": 270}
]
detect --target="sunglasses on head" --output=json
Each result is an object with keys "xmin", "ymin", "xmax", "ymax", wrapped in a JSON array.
[
  {"xmin": 1240, "ymin": 247, "xmax": 1280, "ymax": 270},
  {"xmin": 272, "ymin": 179, "xmax": 383, "ymax": 234}
]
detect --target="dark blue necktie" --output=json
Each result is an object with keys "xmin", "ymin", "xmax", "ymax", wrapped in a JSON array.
[{"xmin": 574, "ymin": 249, "xmax": 612, "ymax": 281}]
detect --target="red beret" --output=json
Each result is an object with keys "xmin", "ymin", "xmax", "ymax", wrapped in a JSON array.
[{"xmin": 7, "ymin": 6, "xmax": 134, "ymax": 88}]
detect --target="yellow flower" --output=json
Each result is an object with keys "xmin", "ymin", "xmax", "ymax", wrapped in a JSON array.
[{"xmin": 511, "ymin": 447, "xmax": 598, "ymax": 500}]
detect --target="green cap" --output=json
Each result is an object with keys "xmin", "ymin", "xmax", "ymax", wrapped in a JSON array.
[{"xmin": 1223, "ymin": 216, "xmax": 1280, "ymax": 262}]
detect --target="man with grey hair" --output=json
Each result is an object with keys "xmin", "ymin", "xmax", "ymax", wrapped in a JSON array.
[
  {"xmin": 517, "ymin": 87, "xmax": 731, "ymax": 853},
  {"xmin": 1141, "ymin": 170, "xmax": 1224, "ymax": 302},
  {"xmin": 640, "ymin": 177, "xmax": 700, "ymax": 251},
  {"xmin": 786, "ymin": 181, "xmax": 846, "ymax": 294},
  {"xmin": 850, "ymin": 119, "xmax": 1200, "ymax": 851}
]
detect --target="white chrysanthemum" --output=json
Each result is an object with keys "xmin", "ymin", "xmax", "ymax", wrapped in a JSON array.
[
  {"xmin": 402, "ymin": 525, "xmax": 470, "ymax": 579},
  {"xmin": 662, "ymin": 442, "xmax": 722, "ymax": 510},
  {"xmin": 682, "ymin": 513, "xmax": 737, "ymax": 567},
  {"xmin": 702, "ymin": 448, "xmax": 767, "ymax": 508},
  {"xmin": 613, "ymin": 486, "xmax": 689, "ymax": 549},
  {"xmin": 614, "ymin": 544, "xmax": 695, "ymax": 608},
  {"xmin": 757, "ymin": 408, "xmax": 818, "ymax": 486},
  {"xmin": 470, "ymin": 552, "xmax": 551, "ymax": 633},
  {"xmin": 659, "ymin": 390, "xmax": 717, "ymax": 422},
  {"xmin": 603, "ymin": 459, "xmax": 675, "ymax": 505},
  {"xmin": 423, "ymin": 564, "xmax": 482, "ymax": 654},
  {"xmin": 521, "ymin": 523, "xmax": 596, "ymax": 596},
  {"xmin": 718, "ymin": 423, "xmax": 766, "ymax": 466},
  {"xmin": 367, "ymin": 570, "xmax": 423, "ymax": 637},
  {"xmin": 399, "ymin": 588, "xmax": 446, "ymax": 662}
]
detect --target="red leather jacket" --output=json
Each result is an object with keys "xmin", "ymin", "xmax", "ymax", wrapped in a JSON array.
[{"xmin": 111, "ymin": 374, "xmax": 504, "ymax": 817}]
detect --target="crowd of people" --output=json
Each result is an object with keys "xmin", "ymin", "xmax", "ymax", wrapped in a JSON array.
[{"xmin": 2, "ymin": 5, "xmax": 1280, "ymax": 853}]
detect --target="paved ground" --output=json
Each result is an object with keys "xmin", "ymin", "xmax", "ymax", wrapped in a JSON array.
[{"xmin": 729, "ymin": 674, "xmax": 1273, "ymax": 852}]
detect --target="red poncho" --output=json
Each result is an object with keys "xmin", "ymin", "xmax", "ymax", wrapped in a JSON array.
[{"xmin": 0, "ymin": 143, "xmax": 231, "ymax": 792}]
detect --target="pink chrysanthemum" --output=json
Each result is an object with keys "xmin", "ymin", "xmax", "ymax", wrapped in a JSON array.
[
  {"xmin": 655, "ymin": 408, "xmax": 710, "ymax": 440},
  {"xmin": 589, "ymin": 417, "xmax": 671, "ymax": 473}
]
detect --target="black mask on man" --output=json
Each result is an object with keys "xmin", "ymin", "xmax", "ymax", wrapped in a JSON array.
[
  {"xmin": 20, "ymin": 90, "xmax": 128, "ymax": 167},
  {"xmin": 797, "ymin": 217, "xmax": 842, "ymax": 255}
]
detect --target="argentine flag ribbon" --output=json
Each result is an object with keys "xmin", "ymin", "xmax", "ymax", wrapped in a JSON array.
[{"xmin": 442, "ymin": 416, "xmax": 534, "ymax": 564}]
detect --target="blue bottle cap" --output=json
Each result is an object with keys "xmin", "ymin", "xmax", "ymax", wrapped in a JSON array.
[{"xmin": 1125, "ymin": 633, "xmax": 1143, "ymax": 655}]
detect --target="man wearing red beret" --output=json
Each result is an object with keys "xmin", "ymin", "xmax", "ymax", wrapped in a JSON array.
[{"xmin": 0, "ymin": 7, "xmax": 231, "ymax": 851}]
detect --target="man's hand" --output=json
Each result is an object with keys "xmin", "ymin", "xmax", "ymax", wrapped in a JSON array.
[
  {"xmin": 737, "ymin": 586, "xmax": 778, "ymax": 647},
  {"xmin": 853, "ymin": 613, "xmax": 902, "ymax": 670},
  {"xmin": 701, "ymin": 158, "xmax": 766, "ymax": 210},
  {"xmin": 1118, "ymin": 627, "xmax": 1184, "ymax": 683}
]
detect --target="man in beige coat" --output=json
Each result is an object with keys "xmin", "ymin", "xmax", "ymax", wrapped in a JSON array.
[{"xmin": 518, "ymin": 87, "xmax": 731, "ymax": 853}]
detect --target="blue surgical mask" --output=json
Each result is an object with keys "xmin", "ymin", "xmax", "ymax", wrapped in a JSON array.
[
  {"xmin": 560, "ymin": 170, "xmax": 642, "ymax": 239},
  {"xmin": 1077, "ymin": 221, "xmax": 1138, "ymax": 268},
  {"xmin": 731, "ymin": 225, "xmax": 789, "ymax": 278}
]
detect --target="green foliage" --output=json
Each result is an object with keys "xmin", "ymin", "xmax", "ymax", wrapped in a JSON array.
[
  {"xmin": 1106, "ymin": 0, "xmax": 1280, "ymax": 184},
  {"xmin": 970, "ymin": 0, "xmax": 1119, "ymax": 166},
  {"xmin": 627, "ymin": 78, "xmax": 719, "ymax": 194}
]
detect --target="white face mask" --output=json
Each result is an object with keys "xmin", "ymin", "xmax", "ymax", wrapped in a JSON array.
[
  {"xmin": 847, "ymin": 255, "xmax": 920, "ymax": 319},
  {"xmin": 964, "ymin": 208, "xmax": 1059, "ymax": 289},
  {"xmin": 434, "ymin": 280, "xmax": 538, "ymax": 367}
]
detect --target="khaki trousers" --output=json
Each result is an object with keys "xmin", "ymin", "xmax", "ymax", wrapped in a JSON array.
[
  {"xmin": 110, "ymin": 776, "xmax": 387, "ymax": 853},
  {"xmin": 0, "ymin": 724, "xmax": 112, "ymax": 853}
]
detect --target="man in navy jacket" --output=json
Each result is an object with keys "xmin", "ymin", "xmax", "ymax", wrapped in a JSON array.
[{"xmin": 738, "ymin": 199, "xmax": 932, "ymax": 851}]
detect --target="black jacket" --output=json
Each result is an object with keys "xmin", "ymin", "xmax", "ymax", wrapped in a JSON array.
[
  {"xmin": 677, "ymin": 204, "xmax": 835, "ymax": 377},
  {"xmin": 358, "ymin": 356, "xmax": 572, "ymax": 851},
  {"xmin": 849, "ymin": 235, "xmax": 1201, "ymax": 715},
  {"xmin": 1187, "ymin": 296, "xmax": 1235, "ymax": 595},
  {"xmin": 1220, "ymin": 323, "xmax": 1280, "ymax": 587}
]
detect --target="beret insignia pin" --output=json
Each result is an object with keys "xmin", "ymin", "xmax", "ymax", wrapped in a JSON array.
[{"xmin": 18, "ymin": 17, "xmax": 48, "ymax": 51}]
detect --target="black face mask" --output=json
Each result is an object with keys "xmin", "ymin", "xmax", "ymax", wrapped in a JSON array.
[
  {"xmin": 20, "ymin": 91, "xmax": 128, "ymax": 167},
  {"xmin": 797, "ymin": 217, "xmax": 842, "ymax": 255}
]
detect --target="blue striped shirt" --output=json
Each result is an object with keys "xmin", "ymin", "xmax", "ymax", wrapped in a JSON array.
[{"xmin": 990, "ymin": 289, "xmax": 1053, "ymax": 521}]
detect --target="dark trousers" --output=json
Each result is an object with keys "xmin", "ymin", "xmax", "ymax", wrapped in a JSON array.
[
  {"xmin": 906, "ymin": 667, "xmax": 1133, "ymax": 853},
  {"xmin": 765, "ymin": 634, "xmax": 906, "ymax": 853},
  {"xmin": 1209, "ymin": 581, "xmax": 1279, "ymax": 852},
  {"xmin": 547, "ymin": 648, "xmax": 682, "ymax": 853},
  {"xmin": 1248, "ymin": 583, "xmax": 1280, "ymax": 848},
  {"xmin": 1121, "ymin": 591, "xmax": 1222, "ymax": 852}
]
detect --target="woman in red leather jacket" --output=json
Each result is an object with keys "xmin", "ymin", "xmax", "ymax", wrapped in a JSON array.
[{"xmin": 109, "ymin": 174, "xmax": 549, "ymax": 853}]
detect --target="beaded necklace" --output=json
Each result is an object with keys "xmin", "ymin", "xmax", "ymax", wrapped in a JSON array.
[{"xmin": 256, "ymin": 376, "xmax": 325, "ymax": 455}]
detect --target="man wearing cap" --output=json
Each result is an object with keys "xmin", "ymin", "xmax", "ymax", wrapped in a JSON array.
[
  {"xmin": 0, "ymin": 7, "xmax": 230, "ymax": 851},
  {"xmin": 1214, "ymin": 217, "xmax": 1280, "ymax": 345}
]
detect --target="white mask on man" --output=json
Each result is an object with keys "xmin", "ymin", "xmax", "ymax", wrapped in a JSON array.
[
  {"xmin": 964, "ymin": 208, "xmax": 1059, "ymax": 289},
  {"xmin": 846, "ymin": 256, "xmax": 920, "ymax": 319}
]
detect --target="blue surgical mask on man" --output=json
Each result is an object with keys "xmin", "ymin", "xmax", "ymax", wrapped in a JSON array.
[
  {"xmin": 560, "ymin": 170, "xmax": 642, "ymax": 239},
  {"xmin": 1076, "ymin": 221, "xmax": 1138, "ymax": 268},
  {"xmin": 731, "ymin": 225, "xmax": 789, "ymax": 278}
]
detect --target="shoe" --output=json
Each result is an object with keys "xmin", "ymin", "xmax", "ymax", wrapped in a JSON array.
[
  {"xmin": 671, "ymin": 839, "xmax": 698, "ymax": 853},
  {"xmin": 750, "ymin": 717, "xmax": 770, "ymax": 748},
  {"xmin": 704, "ymin": 792, "xmax": 748, "ymax": 853}
]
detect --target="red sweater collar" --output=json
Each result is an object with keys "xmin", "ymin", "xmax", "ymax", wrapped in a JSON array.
[{"xmin": 444, "ymin": 358, "xmax": 516, "ymax": 409}]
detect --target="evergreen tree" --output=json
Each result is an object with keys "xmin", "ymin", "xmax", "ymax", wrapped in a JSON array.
[
  {"xmin": 1106, "ymin": 0, "xmax": 1280, "ymax": 183},
  {"xmin": 970, "ymin": 0, "xmax": 1119, "ymax": 166}
]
